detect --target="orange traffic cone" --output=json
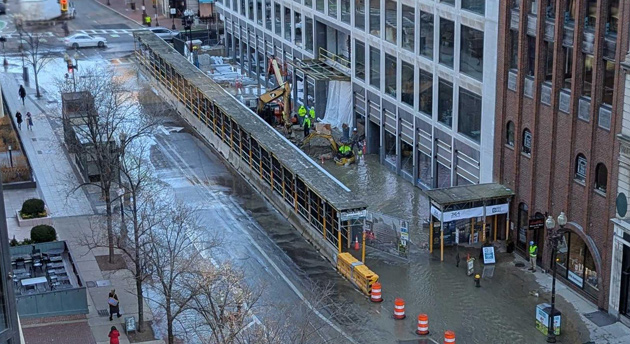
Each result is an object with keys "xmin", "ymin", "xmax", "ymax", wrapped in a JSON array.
[{"xmin": 354, "ymin": 236, "xmax": 360, "ymax": 250}]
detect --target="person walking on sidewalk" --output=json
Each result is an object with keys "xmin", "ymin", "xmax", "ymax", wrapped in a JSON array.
[
  {"xmin": 26, "ymin": 112, "xmax": 33, "ymax": 131},
  {"xmin": 529, "ymin": 241, "xmax": 538, "ymax": 272},
  {"xmin": 108, "ymin": 326, "xmax": 120, "ymax": 344},
  {"xmin": 18, "ymin": 85, "xmax": 26, "ymax": 105},
  {"xmin": 15, "ymin": 111, "xmax": 22, "ymax": 130},
  {"xmin": 108, "ymin": 289, "xmax": 121, "ymax": 321}
]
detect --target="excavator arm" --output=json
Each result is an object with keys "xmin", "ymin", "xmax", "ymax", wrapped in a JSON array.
[{"xmin": 258, "ymin": 57, "xmax": 292, "ymax": 125}]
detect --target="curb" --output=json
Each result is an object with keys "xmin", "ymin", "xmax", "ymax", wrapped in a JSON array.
[{"xmin": 91, "ymin": 0, "xmax": 143, "ymax": 27}]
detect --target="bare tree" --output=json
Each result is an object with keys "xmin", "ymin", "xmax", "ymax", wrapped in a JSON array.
[
  {"xmin": 58, "ymin": 67, "xmax": 159, "ymax": 263},
  {"xmin": 21, "ymin": 30, "xmax": 54, "ymax": 98}
]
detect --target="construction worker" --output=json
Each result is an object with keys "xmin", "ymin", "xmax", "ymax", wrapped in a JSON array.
[
  {"xmin": 145, "ymin": 15, "xmax": 152, "ymax": 27},
  {"xmin": 303, "ymin": 113, "xmax": 312, "ymax": 137},
  {"xmin": 309, "ymin": 106, "xmax": 316, "ymax": 121},
  {"xmin": 298, "ymin": 104, "xmax": 307, "ymax": 120},
  {"xmin": 529, "ymin": 241, "xmax": 538, "ymax": 272},
  {"xmin": 338, "ymin": 144, "xmax": 352, "ymax": 158}
]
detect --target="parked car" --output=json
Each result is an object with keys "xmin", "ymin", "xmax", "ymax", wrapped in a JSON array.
[
  {"xmin": 147, "ymin": 27, "xmax": 179, "ymax": 41},
  {"xmin": 64, "ymin": 34, "xmax": 107, "ymax": 49}
]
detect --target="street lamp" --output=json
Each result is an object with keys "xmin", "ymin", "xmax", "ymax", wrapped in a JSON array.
[
  {"xmin": 0, "ymin": 36, "xmax": 7, "ymax": 68},
  {"xmin": 7, "ymin": 145, "xmax": 13, "ymax": 167},
  {"xmin": 545, "ymin": 211, "xmax": 568, "ymax": 343},
  {"xmin": 170, "ymin": 7, "xmax": 177, "ymax": 30}
]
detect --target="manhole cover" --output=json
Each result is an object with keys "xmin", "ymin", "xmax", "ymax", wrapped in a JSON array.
[
  {"xmin": 97, "ymin": 309, "xmax": 109, "ymax": 317},
  {"xmin": 86, "ymin": 281, "xmax": 97, "ymax": 288}
]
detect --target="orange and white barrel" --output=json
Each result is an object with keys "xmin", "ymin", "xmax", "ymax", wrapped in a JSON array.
[
  {"xmin": 393, "ymin": 298, "xmax": 406, "ymax": 320},
  {"xmin": 370, "ymin": 282, "xmax": 383, "ymax": 303},
  {"xmin": 444, "ymin": 330, "xmax": 455, "ymax": 344},
  {"xmin": 416, "ymin": 314, "xmax": 429, "ymax": 335}
]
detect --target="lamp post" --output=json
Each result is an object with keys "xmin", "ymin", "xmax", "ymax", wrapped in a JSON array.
[
  {"xmin": 7, "ymin": 145, "xmax": 13, "ymax": 167},
  {"xmin": 170, "ymin": 7, "xmax": 177, "ymax": 30},
  {"xmin": 544, "ymin": 211, "xmax": 568, "ymax": 343},
  {"xmin": 18, "ymin": 29, "xmax": 28, "ymax": 83},
  {"xmin": 0, "ymin": 36, "xmax": 7, "ymax": 68}
]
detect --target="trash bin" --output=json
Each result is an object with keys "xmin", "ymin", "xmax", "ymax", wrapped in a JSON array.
[{"xmin": 535, "ymin": 303, "xmax": 561, "ymax": 336}]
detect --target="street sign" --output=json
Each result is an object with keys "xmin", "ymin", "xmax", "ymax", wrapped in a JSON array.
[
  {"xmin": 400, "ymin": 226, "xmax": 409, "ymax": 242},
  {"xmin": 170, "ymin": 8, "xmax": 176, "ymax": 15},
  {"xmin": 482, "ymin": 246, "xmax": 496, "ymax": 264}
]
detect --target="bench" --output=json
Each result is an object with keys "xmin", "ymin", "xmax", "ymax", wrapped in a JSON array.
[{"xmin": 124, "ymin": 316, "xmax": 136, "ymax": 335}]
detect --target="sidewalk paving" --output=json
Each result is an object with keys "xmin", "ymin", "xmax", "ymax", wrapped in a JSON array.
[{"xmin": 1, "ymin": 71, "xmax": 164, "ymax": 344}]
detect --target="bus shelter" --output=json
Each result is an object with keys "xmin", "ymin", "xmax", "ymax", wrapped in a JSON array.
[{"xmin": 425, "ymin": 184, "xmax": 514, "ymax": 261}]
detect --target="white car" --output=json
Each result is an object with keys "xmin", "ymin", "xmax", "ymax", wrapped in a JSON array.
[
  {"xmin": 147, "ymin": 27, "xmax": 179, "ymax": 41},
  {"xmin": 64, "ymin": 34, "xmax": 107, "ymax": 49}
]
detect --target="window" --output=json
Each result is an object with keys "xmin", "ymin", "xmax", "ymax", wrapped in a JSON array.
[
  {"xmin": 462, "ymin": 0, "xmax": 485, "ymax": 15},
  {"xmin": 418, "ymin": 152, "xmax": 433, "ymax": 187},
  {"xmin": 284, "ymin": 7, "xmax": 292, "ymax": 41},
  {"xmin": 329, "ymin": 0, "xmax": 337, "ymax": 18},
  {"xmin": 419, "ymin": 69, "xmax": 433, "ymax": 116},
  {"xmin": 419, "ymin": 11, "xmax": 434, "ymax": 59},
  {"xmin": 341, "ymin": 0, "xmax": 350, "ymax": 24},
  {"xmin": 563, "ymin": 47, "xmax": 573, "ymax": 89},
  {"xmin": 522, "ymin": 129, "xmax": 532, "ymax": 155},
  {"xmin": 546, "ymin": 0, "xmax": 555, "ymax": 19},
  {"xmin": 355, "ymin": 41, "xmax": 365, "ymax": 80},
  {"xmin": 517, "ymin": 202, "xmax": 529, "ymax": 249},
  {"xmin": 438, "ymin": 79, "xmax": 453, "ymax": 127},
  {"xmin": 512, "ymin": 0, "xmax": 520, "ymax": 10},
  {"xmin": 575, "ymin": 154, "xmax": 587, "ymax": 182},
  {"xmin": 294, "ymin": 12, "xmax": 302, "ymax": 46},
  {"xmin": 506, "ymin": 121, "xmax": 515, "ymax": 146},
  {"xmin": 566, "ymin": 0, "xmax": 576, "ymax": 24},
  {"xmin": 583, "ymin": 54, "xmax": 594, "ymax": 98},
  {"xmin": 306, "ymin": 0, "xmax": 312, "ymax": 7},
  {"xmin": 509, "ymin": 30, "xmax": 519, "ymax": 70},
  {"xmin": 265, "ymin": 0, "xmax": 272, "ymax": 29},
  {"xmin": 275, "ymin": 4, "xmax": 281, "ymax": 35},
  {"xmin": 369, "ymin": 0, "xmax": 380, "ymax": 36},
  {"xmin": 595, "ymin": 163, "xmax": 607, "ymax": 193},
  {"xmin": 305, "ymin": 17, "xmax": 313, "ymax": 52},
  {"xmin": 370, "ymin": 46, "xmax": 380, "ymax": 88},
  {"xmin": 608, "ymin": 0, "xmax": 619, "ymax": 35},
  {"xmin": 602, "ymin": 60, "xmax": 615, "ymax": 105},
  {"xmin": 248, "ymin": 0, "xmax": 254, "ymax": 20},
  {"xmin": 441, "ymin": 0, "xmax": 454, "ymax": 6},
  {"xmin": 460, "ymin": 26, "xmax": 484, "ymax": 80},
  {"xmin": 530, "ymin": 0, "xmax": 537, "ymax": 15},
  {"xmin": 439, "ymin": 18, "xmax": 455, "ymax": 68},
  {"xmin": 385, "ymin": 0, "xmax": 396, "ymax": 44},
  {"xmin": 257, "ymin": 0, "xmax": 263, "ymax": 25},
  {"xmin": 544, "ymin": 41, "xmax": 554, "ymax": 81},
  {"xmin": 527, "ymin": 35, "xmax": 535, "ymax": 76},
  {"xmin": 585, "ymin": 0, "xmax": 597, "ymax": 30},
  {"xmin": 355, "ymin": 0, "xmax": 365, "ymax": 30},
  {"xmin": 401, "ymin": 61, "xmax": 414, "ymax": 107},
  {"xmin": 385, "ymin": 54, "xmax": 396, "ymax": 98},
  {"xmin": 402, "ymin": 5, "xmax": 414, "ymax": 52},
  {"xmin": 317, "ymin": 0, "xmax": 324, "ymax": 12},
  {"xmin": 458, "ymin": 89, "xmax": 482, "ymax": 142},
  {"xmin": 437, "ymin": 163, "xmax": 451, "ymax": 188}
]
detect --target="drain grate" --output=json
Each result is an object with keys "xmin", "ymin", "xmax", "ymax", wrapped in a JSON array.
[{"xmin": 97, "ymin": 309, "xmax": 109, "ymax": 317}]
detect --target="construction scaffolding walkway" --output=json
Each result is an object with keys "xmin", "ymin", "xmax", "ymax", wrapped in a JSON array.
[{"xmin": 133, "ymin": 31, "xmax": 367, "ymax": 263}]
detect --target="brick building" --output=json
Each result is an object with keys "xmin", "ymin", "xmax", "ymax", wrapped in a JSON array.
[{"xmin": 494, "ymin": 0, "xmax": 628, "ymax": 309}]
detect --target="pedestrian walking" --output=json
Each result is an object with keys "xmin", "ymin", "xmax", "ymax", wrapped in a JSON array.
[
  {"xmin": 529, "ymin": 241, "xmax": 538, "ymax": 272},
  {"xmin": 108, "ymin": 289, "xmax": 121, "ymax": 321},
  {"xmin": 26, "ymin": 112, "xmax": 33, "ymax": 131},
  {"xmin": 18, "ymin": 85, "xmax": 26, "ymax": 105},
  {"xmin": 108, "ymin": 326, "xmax": 120, "ymax": 344},
  {"xmin": 62, "ymin": 21, "xmax": 70, "ymax": 37},
  {"xmin": 15, "ymin": 111, "xmax": 22, "ymax": 130}
]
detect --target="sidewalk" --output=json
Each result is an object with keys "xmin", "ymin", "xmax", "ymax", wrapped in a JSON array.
[
  {"xmin": 94, "ymin": 0, "xmax": 188, "ymax": 30},
  {"xmin": 1, "ymin": 72, "xmax": 164, "ymax": 344}
]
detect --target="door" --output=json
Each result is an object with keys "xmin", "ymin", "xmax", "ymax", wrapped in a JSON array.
[{"xmin": 620, "ymin": 236, "xmax": 630, "ymax": 317}]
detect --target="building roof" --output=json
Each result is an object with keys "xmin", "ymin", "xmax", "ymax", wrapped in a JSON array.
[
  {"xmin": 425, "ymin": 183, "xmax": 514, "ymax": 207},
  {"xmin": 135, "ymin": 32, "xmax": 367, "ymax": 211}
]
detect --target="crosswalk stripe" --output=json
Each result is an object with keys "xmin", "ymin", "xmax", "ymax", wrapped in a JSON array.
[{"xmin": 110, "ymin": 34, "xmax": 120, "ymax": 38}]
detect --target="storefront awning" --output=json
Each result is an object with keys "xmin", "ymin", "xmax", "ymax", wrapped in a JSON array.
[{"xmin": 425, "ymin": 183, "xmax": 514, "ymax": 209}]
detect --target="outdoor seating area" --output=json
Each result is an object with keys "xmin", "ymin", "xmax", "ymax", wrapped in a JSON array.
[{"xmin": 11, "ymin": 245, "xmax": 78, "ymax": 296}]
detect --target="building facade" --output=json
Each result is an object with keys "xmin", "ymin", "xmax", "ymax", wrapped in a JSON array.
[
  {"xmin": 215, "ymin": 0, "xmax": 498, "ymax": 189},
  {"xmin": 494, "ymin": 0, "xmax": 628, "ymax": 309},
  {"xmin": 0, "ymin": 181, "xmax": 21, "ymax": 343}
]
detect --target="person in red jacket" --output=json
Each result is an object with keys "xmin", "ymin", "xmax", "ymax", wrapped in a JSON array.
[{"xmin": 109, "ymin": 326, "xmax": 120, "ymax": 344}]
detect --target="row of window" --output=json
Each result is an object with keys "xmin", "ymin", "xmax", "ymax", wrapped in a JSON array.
[{"xmin": 506, "ymin": 121, "xmax": 608, "ymax": 192}]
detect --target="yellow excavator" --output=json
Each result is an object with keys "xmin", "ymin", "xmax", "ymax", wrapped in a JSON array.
[
  {"xmin": 257, "ymin": 58, "xmax": 292, "ymax": 129},
  {"xmin": 301, "ymin": 132, "xmax": 356, "ymax": 166}
]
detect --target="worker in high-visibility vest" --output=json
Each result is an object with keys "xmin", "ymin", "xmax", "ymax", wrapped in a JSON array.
[
  {"xmin": 303, "ymin": 114, "xmax": 312, "ymax": 137},
  {"xmin": 145, "ymin": 15, "xmax": 152, "ymax": 27},
  {"xmin": 529, "ymin": 241, "xmax": 538, "ymax": 272},
  {"xmin": 338, "ymin": 144, "xmax": 352, "ymax": 158},
  {"xmin": 309, "ymin": 106, "xmax": 316, "ymax": 121},
  {"xmin": 298, "ymin": 104, "xmax": 306, "ymax": 119}
]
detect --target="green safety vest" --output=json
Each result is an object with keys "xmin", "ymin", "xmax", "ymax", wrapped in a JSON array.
[
  {"xmin": 339, "ymin": 145, "xmax": 350, "ymax": 154},
  {"xmin": 529, "ymin": 245, "xmax": 537, "ymax": 258},
  {"xmin": 303, "ymin": 116, "xmax": 311, "ymax": 128},
  {"xmin": 309, "ymin": 108, "xmax": 315, "ymax": 119},
  {"xmin": 298, "ymin": 106, "xmax": 306, "ymax": 117}
]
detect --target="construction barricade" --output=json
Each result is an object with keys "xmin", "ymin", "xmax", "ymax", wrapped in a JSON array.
[{"xmin": 336, "ymin": 252, "xmax": 379, "ymax": 296}]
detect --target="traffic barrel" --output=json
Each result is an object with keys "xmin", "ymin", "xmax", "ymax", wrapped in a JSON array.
[
  {"xmin": 354, "ymin": 236, "xmax": 360, "ymax": 250},
  {"xmin": 370, "ymin": 281, "xmax": 383, "ymax": 303},
  {"xmin": 393, "ymin": 298, "xmax": 406, "ymax": 320},
  {"xmin": 416, "ymin": 314, "xmax": 429, "ymax": 335},
  {"xmin": 444, "ymin": 330, "xmax": 455, "ymax": 344}
]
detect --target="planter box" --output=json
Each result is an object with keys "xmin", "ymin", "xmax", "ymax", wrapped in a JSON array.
[{"xmin": 16, "ymin": 206, "xmax": 52, "ymax": 227}]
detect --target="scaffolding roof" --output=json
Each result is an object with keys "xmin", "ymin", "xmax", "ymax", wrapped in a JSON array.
[
  {"xmin": 425, "ymin": 183, "xmax": 514, "ymax": 208},
  {"xmin": 135, "ymin": 32, "xmax": 366, "ymax": 211},
  {"xmin": 287, "ymin": 59, "xmax": 350, "ymax": 81}
]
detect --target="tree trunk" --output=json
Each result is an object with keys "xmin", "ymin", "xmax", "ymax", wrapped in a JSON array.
[
  {"xmin": 105, "ymin": 188, "xmax": 114, "ymax": 263},
  {"xmin": 166, "ymin": 301, "xmax": 174, "ymax": 344},
  {"xmin": 135, "ymin": 273, "xmax": 144, "ymax": 332},
  {"xmin": 33, "ymin": 67, "xmax": 41, "ymax": 98}
]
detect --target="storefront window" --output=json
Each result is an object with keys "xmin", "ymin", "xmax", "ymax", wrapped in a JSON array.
[
  {"xmin": 385, "ymin": 0, "xmax": 397, "ymax": 44},
  {"xmin": 370, "ymin": 46, "xmax": 380, "ymax": 88},
  {"xmin": 439, "ymin": 18, "xmax": 455, "ymax": 68},
  {"xmin": 584, "ymin": 248, "xmax": 598, "ymax": 290},
  {"xmin": 341, "ymin": 0, "xmax": 350, "ymax": 24},
  {"xmin": 355, "ymin": 41, "xmax": 365, "ymax": 81},
  {"xmin": 355, "ymin": 0, "xmax": 365, "ymax": 30},
  {"xmin": 369, "ymin": 0, "xmax": 380, "ymax": 37},
  {"xmin": 517, "ymin": 203, "xmax": 529, "ymax": 249},
  {"xmin": 401, "ymin": 61, "xmax": 414, "ymax": 108},
  {"xmin": 402, "ymin": 5, "xmax": 414, "ymax": 52},
  {"xmin": 557, "ymin": 231, "xmax": 598, "ymax": 297},
  {"xmin": 385, "ymin": 53, "xmax": 397, "ymax": 98},
  {"xmin": 438, "ymin": 79, "xmax": 453, "ymax": 127},
  {"xmin": 419, "ymin": 69, "xmax": 433, "ymax": 116},
  {"xmin": 420, "ymin": 11, "xmax": 434, "ymax": 60},
  {"xmin": 418, "ymin": 152, "xmax": 433, "ymax": 187},
  {"xmin": 384, "ymin": 130, "xmax": 397, "ymax": 165},
  {"xmin": 462, "ymin": 0, "xmax": 485, "ymax": 15},
  {"xmin": 305, "ymin": 17, "xmax": 313, "ymax": 52},
  {"xmin": 458, "ymin": 88, "xmax": 482, "ymax": 143},
  {"xmin": 460, "ymin": 25, "xmax": 484, "ymax": 81},
  {"xmin": 401, "ymin": 141, "xmax": 413, "ymax": 176},
  {"xmin": 567, "ymin": 233, "xmax": 585, "ymax": 288}
]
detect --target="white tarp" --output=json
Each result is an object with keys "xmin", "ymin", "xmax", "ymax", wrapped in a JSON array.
[{"xmin": 321, "ymin": 81, "xmax": 353, "ymax": 129}]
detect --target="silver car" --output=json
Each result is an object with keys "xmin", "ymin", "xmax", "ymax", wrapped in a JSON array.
[
  {"xmin": 64, "ymin": 34, "xmax": 107, "ymax": 49},
  {"xmin": 147, "ymin": 27, "xmax": 179, "ymax": 41}
]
